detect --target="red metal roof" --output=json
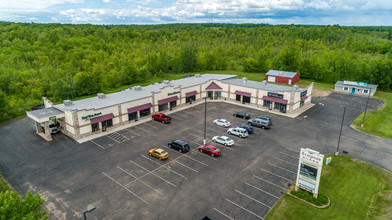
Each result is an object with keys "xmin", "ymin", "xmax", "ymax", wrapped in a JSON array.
[
  {"xmin": 262, "ymin": 96, "xmax": 288, "ymax": 104},
  {"xmin": 185, "ymin": 91, "xmax": 198, "ymax": 97},
  {"xmin": 90, "ymin": 113, "xmax": 114, "ymax": 124},
  {"xmin": 205, "ymin": 82, "xmax": 222, "ymax": 90},
  {"xmin": 127, "ymin": 103, "xmax": 152, "ymax": 113},
  {"xmin": 158, "ymin": 96, "xmax": 179, "ymax": 105},
  {"xmin": 234, "ymin": 90, "xmax": 251, "ymax": 97}
]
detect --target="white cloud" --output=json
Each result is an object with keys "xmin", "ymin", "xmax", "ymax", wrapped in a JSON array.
[{"xmin": 0, "ymin": 0, "xmax": 84, "ymax": 10}]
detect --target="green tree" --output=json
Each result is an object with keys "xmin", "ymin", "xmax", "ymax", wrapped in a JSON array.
[
  {"xmin": 242, "ymin": 57, "xmax": 258, "ymax": 72},
  {"xmin": 0, "ymin": 190, "xmax": 48, "ymax": 220},
  {"xmin": 180, "ymin": 43, "xmax": 198, "ymax": 72}
]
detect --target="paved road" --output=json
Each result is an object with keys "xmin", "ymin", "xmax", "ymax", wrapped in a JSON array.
[{"xmin": 0, "ymin": 92, "xmax": 391, "ymax": 219}]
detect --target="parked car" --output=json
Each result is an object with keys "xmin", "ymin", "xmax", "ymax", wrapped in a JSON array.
[
  {"xmin": 198, "ymin": 145, "xmax": 221, "ymax": 157},
  {"xmin": 152, "ymin": 113, "xmax": 172, "ymax": 123},
  {"xmin": 40, "ymin": 122, "xmax": 59, "ymax": 134},
  {"xmin": 168, "ymin": 140, "xmax": 190, "ymax": 153},
  {"xmin": 148, "ymin": 148, "xmax": 169, "ymax": 160},
  {"xmin": 233, "ymin": 112, "xmax": 251, "ymax": 119},
  {"xmin": 236, "ymin": 124, "xmax": 254, "ymax": 134},
  {"xmin": 213, "ymin": 119, "xmax": 231, "ymax": 127},
  {"xmin": 227, "ymin": 127, "xmax": 249, "ymax": 138},
  {"xmin": 212, "ymin": 136, "xmax": 235, "ymax": 146},
  {"xmin": 255, "ymin": 116, "xmax": 272, "ymax": 125},
  {"xmin": 248, "ymin": 118, "xmax": 270, "ymax": 129}
]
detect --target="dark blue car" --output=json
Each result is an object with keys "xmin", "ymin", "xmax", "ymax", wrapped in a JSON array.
[{"xmin": 236, "ymin": 125, "xmax": 253, "ymax": 134}]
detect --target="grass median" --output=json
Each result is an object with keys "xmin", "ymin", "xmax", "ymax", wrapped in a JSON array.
[{"xmin": 266, "ymin": 155, "xmax": 392, "ymax": 220}]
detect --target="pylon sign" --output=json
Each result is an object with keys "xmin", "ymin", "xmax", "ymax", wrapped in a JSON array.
[{"xmin": 295, "ymin": 148, "xmax": 324, "ymax": 198}]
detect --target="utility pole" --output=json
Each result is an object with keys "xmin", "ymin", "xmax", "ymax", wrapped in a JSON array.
[
  {"xmin": 336, "ymin": 106, "xmax": 346, "ymax": 156},
  {"xmin": 361, "ymin": 88, "xmax": 371, "ymax": 128},
  {"xmin": 203, "ymin": 97, "xmax": 207, "ymax": 145}
]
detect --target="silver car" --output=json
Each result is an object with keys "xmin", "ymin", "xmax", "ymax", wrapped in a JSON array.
[
  {"xmin": 227, "ymin": 127, "xmax": 248, "ymax": 138},
  {"xmin": 213, "ymin": 119, "xmax": 231, "ymax": 127},
  {"xmin": 212, "ymin": 136, "xmax": 235, "ymax": 146}
]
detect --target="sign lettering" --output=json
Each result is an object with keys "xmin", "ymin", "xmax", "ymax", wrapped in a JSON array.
[
  {"xmin": 49, "ymin": 116, "xmax": 56, "ymax": 120},
  {"xmin": 296, "ymin": 148, "xmax": 324, "ymax": 198},
  {"xmin": 268, "ymin": 92, "xmax": 283, "ymax": 99},
  {"xmin": 168, "ymin": 91, "xmax": 180, "ymax": 96},
  {"xmin": 82, "ymin": 112, "xmax": 102, "ymax": 120}
]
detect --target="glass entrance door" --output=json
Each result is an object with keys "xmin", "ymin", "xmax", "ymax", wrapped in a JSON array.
[
  {"xmin": 207, "ymin": 91, "xmax": 213, "ymax": 100},
  {"xmin": 280, "ymin": 104, "xmax": 287, "ymax": 113}
]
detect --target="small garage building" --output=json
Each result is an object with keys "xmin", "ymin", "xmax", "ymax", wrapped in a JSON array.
[{"xmin": 265, "ymin": 70, "xmax": 300, "ymax": 85}]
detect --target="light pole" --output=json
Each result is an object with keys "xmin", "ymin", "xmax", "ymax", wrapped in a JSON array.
[
  {"xmin": 83, "ymin": 205, "xmax": 96, "ymax": 220},
  {"xmin": 361, "ymin": 88, "xmax": 371, "ymax": 128},
  {"xmin": 203, "ymin": 97, "xmax": 207, "ymax": 145},
  {"xmin": 336, "ymin": 106, "xmax": 346, "ymax": 156}
]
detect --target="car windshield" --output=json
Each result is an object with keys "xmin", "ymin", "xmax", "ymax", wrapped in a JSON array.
[
  {"xmin": 161, "ymin": 114, "xmax": 169, "ymax": 118},
  {"xmin": 161, "ymin": 150, "xmax": 168, "ymax": 154},
  {"xmin": 226, "ymin": 138, "xmax": 233, "ymax": 142},
  {"xmin": 214, "ymin": 148, "xmax": 220, "ymax": 152}
]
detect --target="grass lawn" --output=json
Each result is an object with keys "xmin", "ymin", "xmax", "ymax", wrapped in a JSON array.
[
  {"xmin": 351, "ymin": 91, "xmax": 392, "ymax": 139},
  {"xmin": 266, "ymin": 155, "xmax": 392, "ymax": 220}
]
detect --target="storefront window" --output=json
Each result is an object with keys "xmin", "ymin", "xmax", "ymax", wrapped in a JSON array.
[
  {"xmin": 170, "ymin": 100, "xmax": 177, "ymax": 109},
  {"xmin": 159, "ymin": 103, "xmax": 168, "ymax": 111},
  {"xmin": 236, "ymin": 94, "xmax": 241, "ymax": 101},
  {"xmin": 263, "ymin": 100, "xmax": 272, "ymax": 108},
  {"xmin": 300, "ymin": 100, "xmax": 304, "ymax": 107},
  {"xmin": 140, "ymin": 108, "xmax": 150, "ymax": 117},
  {"xmin": 344, "ymin": 87, "xmax": 348, "ymax": 91},
  {"xmin": 102, "ymin": 119, "xmax": 113, "ymax": 128},
  {"xmin": 207, "ymin": 91, "xmax": 213, "ymax": 100},
  {"xmin": 128, "ymin": 112, "xmax": 137, "ymax": 121},
  {"xmin": 364, "ymin": 89, "xmax": 369, "ymax": 94},
  {"xmin": 243, "ymin": 96, "xmax": 250, "ymax": 103},
  {"xmin": 214, "ymin": 91, "xmax": 221, "ymax": 99},
  {"xmin": 186, "ymin": 95, "xmax": 195, "ymax": 103},
  {"xmin": 91, "ymin": 123, "xmax": 99, "ymax": 132},
  {"xmin": 274, "ymin": 102, "xmax": 281, "ymax": 110}
]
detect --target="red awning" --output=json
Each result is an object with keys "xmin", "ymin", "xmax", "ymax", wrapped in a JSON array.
[
  {"xmin": 127, "ymin": 103, "xmax": 152, "ymax": 113},
  {"xmin": 205, "ymin": 82, "xmax": 222, "ymax": 90},
  {"xmin": 301, "ymin": 95, "xmax": 308, "ymax": 101},
  {"xmin": 234, "ymin": 90, "xmax": 251, "ymax": 97},
  {"xmin": 90, "ymin": 113, "xmax": 114, "ymax": 124},
  {"xmin": 158, "ymin": 96, "xmax": 179, "ymax": 105},
  {"xmin": 185, "ymin": 91, "xmax": 198, "ymax": 97},
  {"xmin": 262, "ymin": 96, "xmax": 288, "ymax": 104}
]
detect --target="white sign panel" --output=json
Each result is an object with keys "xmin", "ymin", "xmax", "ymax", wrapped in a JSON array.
[
  {"xmin": 343, "ymin": 81, "xmax": 367, "ymax": 87},
  {"xmin": 295, "ymin": 148, "xmax": 324, "ymax": 197}
]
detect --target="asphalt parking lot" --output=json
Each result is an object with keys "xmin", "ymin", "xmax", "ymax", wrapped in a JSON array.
[{"xmin": 0, "ymin": 93, "xmax": 391, "ymax": 219}]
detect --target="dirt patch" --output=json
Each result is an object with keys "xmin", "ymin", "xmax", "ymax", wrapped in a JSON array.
[{"xmin": 312, "ymin": 89, "xmax": 332, "ymax": 98}]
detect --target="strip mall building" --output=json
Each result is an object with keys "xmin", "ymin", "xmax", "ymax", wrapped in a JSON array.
[{"xmin": 27, "ymin": 74, "xmax": 313, "ymax": 141}]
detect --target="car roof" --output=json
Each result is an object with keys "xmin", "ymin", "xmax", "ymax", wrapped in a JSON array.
[
  {"xmin": 220, "ymin": 136, "xmax": 230, "ymax": 139},
  {"xmin": 206, "ymin": 145, "xmax": 217, "ymax": 149},
  {"xmin": 155, "ymin": 148, "xmax": 166, "ymax": 153},
  {"xmin": 174, "ymin": 140, "xmax": 188, "ymax": 144}
]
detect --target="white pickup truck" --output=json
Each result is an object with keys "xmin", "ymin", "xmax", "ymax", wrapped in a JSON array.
[{"xmin": 40, "ymin": 122, "xmax": 60, "ymax": 134}]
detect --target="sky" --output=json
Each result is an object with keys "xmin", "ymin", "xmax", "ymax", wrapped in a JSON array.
[{"xmin": 0, "ymin": 0, "xmax": 391, "ymax": 26}]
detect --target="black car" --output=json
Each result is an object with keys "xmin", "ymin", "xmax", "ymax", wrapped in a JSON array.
[
  {"xmin": 168, "ymin": 140, "xmax": 190, "ymax": 153},
  {"xmin": 233, "ymin": 112, "xmax": 251, "ymax": 119}
]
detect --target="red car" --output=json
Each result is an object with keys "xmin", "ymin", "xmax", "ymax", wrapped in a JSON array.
[
  {"xmin": 152, "ymin": 113, "xmax": 172, "ymax": 123},
  {"xmin": 198, "ymin": 145, "xmax": 221, "ymax": 157}
]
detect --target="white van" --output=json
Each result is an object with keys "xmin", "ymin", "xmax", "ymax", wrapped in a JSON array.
[{"xmin": 40, "ymin": 122, "xmax": 60, "ymax": 134}]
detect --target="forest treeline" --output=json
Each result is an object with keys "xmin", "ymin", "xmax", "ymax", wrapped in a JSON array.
[{"xmin": 0, "ymin": 22, "xmax": 392, "ymax": 122}]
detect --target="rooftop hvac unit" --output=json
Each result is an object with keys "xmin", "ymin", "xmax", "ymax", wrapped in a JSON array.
[
  {"xmin": 293, "ymin": 85, "xmax": 299, "ymax": 90},
  {"xmin": 261, "ymin": 80, "xmax": 268, "ymax": 85},
  {"xmin": 163, "ymin": 80, "xmax": 170, "ymax": 84},
  {"xmin": 134, "ymin": 86, "xmax": 142, "ymax": 91},
  {"xmin": 242, "ymin": 77, "xmax": 248, "ymax": 84},
  {"xmin": 63, "ymin": 100, "xmax": 73, "ymax": 106},
  {"xmin": 195, "ymin": 74, "xmax": 201, "ymax": 77},
  {"xmin": 97, "ymin": 93, "xmax": 106, "ymax": 98}
]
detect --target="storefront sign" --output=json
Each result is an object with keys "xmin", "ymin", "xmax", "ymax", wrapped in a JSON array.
[
  {"xmin": 268, "ymin": 92, "xmax": 283, "ymax": 99},
  {"xmin": 82, "ymin": 112, "xmax": 102, "ymax": 120},
  {"xmin": 49, "ymin": 116, "xmax": 56, "ymax": 120},
  {"xmin": 343, "ymin": 81, "xmax": 367, "ymax": 87},
  {"xmin": 168, "ymin": 91, "xmax": 180, "ymax": 96},
  {"xmin": 295, "ymin": 148, "xmax": 324, "ymax": 198},
  {"xmin": 301, "ymin": 90, "xmax": 307, "ymax": 97}
]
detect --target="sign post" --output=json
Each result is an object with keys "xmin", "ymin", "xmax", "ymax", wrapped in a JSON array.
[{"xmin": 295, "ymin": 148, "xmax": 324, "ymax": 198}]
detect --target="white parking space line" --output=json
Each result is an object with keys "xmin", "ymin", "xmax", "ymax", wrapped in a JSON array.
[
  {"xmin": 102, "ymin": 172, "xmax": 149, "ymax": 204},
  {"xmin": 235, "ymin": 190, "xmax": 272, "ymax": 209},
  {"xmin": 137, "ymin": 127, "xmax": 151, "ymax": 133},
  {"xmin": 117, "ymin": 166, "xmax": 163, "ymax": 195},
  {"xmin": 244, "ymin": 182, "xmax": 280, "ymax": 200},
  {"xmin": 141, "ymin": 155, "xmax": 188, "ymax": 179},
  {"xmin": 182, "ymin": 112, "xmax": 195, "ymax": 117},
  {"xmin": 280, "ymin": 152, "xmax": 298, "ymax": 159},
  {"xmin": 127, "ymin": 129, "xmax": 140, "ymax": 136},
  {"xmin": 174, "ymin": 161, "xmax": 198, "ymax": 173},
  {"xmin": 183, "ymin": 155, "xmax": 208, "ymax": 167},
  {"xmin": 286, "ymin": 147, "xmax": 299, "ymax": 153},
  {"xmin": 274, "ymin": 157, "xmax": 297, "ymax": 166},
  {"xmin": 252, "ymin": 175, "xmax": 286, "ymax": 190},
  {"xmin": 183, "ymin": 138, "xmax": 202, "ymax": 146},
  {"xmin": 260, "ymin": 168, "xmax": 293, "ymax": 182},
  {"xmin": 90, "ymin": 140, "xmax": 105, "ymax": 150},
  {"xmin": 129, "ymin": 160, "xmax": 176, "ymax": 187},
  {"xmin": 144, "ymin": 123, "xmax": 159, "ymax": 129},
  {"xmin": 188, "ymin": 133, "xmax": 201, "ymax": 138},
  {"xmin": 225, "ymin": 198, "xmax": 263, "ymax": 219},
  {"xmin": 213, "ymin": 208, "xmax": 234, "ymax": 220},
  {"xmin": 268, "ymin": 163, "xmax": 297, "ymax": 175}
]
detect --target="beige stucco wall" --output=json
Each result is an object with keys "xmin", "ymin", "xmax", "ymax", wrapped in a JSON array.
[
  {"xmin": 64, "ymin": 111, "xmax": 74, "ymax": 126},
  {"xmin": 228, "ymin": 84, "xmax": 258, "ymax": 104},
  {"xmin": 120, "ymin": 97, "xmax": 153, "ymax": 122},
  {"xmin": 153, "ymin": 85, "xmax": 180, "ymax": 112},
  {"xmin": 66, "ymin": 124, "xmax": 75, "ymax": 134},
  {"xmin": 181, "ymin": 85, "xmax": 201, "ymax": 103}
]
